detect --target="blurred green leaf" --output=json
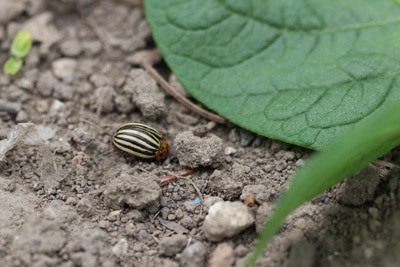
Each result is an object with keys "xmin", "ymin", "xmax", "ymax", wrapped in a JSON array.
[
  {"xmin": 11, "ymin": 29, "xmax": 32, "ymax": 58},
  {"xmin": 3, "ymin": 57, "xmax": 23, "ymax": 75}
]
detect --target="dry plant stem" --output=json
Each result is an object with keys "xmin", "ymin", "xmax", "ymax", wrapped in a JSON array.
[
  {"xmin": 79, "ymin": 118, "xmax": 104, "ymax": 133},
  {"xmin": 138, "ymin": 56, "xmax": 226, "ymax": 124},
  {"xmin": 160, "ymin": 169, "xmax": 203, "ymax": 201},
  {"xmin": 160, "ymin": 168, "xmax": 197, "ymax": 186}
]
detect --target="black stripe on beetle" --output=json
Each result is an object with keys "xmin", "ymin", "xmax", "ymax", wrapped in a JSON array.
[{"xmin": 112, "ymin": 122, "xmax": 168, "ymax": 161}]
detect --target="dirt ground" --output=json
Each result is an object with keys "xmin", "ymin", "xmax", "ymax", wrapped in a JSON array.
[{"xmin": 1, "ymin": 1, "xmax": 400, "ymax": 267}]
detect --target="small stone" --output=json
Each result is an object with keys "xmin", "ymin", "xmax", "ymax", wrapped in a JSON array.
[
  {"xmin": 208, "ymin": 243, "xmax": 235, "ymax": 267},
  {"xmin": 112, "ymin": 238, "xmax": 129, "ymax": 257},
  {"xmin": 35, "ymin": 100, "xmax": 49, "ymax": 113},
  {"xmin": 174, "ymin": 131, "xmax": 224, "ymax": 168},
  {"xmin": 180, "ymin": 242, "xmax": 207, "ymax": 267},
  {"xmin": 89, "ymin": 73, "xmax": 112, "ymax": 87},
  {"xmin": 53, "ymin": 83, "xmax": 74, "ymax": 100},
  {"xmin": 180, "ymin": 215, "xmax": 194, "ymax": 229},
  {"xmin": 295, "ymin": 159, "xmax": 306, "ymax": 167},
  {"xmin": 98, "ymin": 220, "xmax": 109, "ymax": 229},
  {"xmin": 81, "ymin": 40, "xmax": 102, "ymax": 55},
  {"xmin": 239, "ymin": 128, "xmax": 257, "ymax": 147},
  {"xmin": 65, "ymin": 197, "xmax": 77, "ymax": 205},
  {"xmin": 202, "ymin": 201, "xmax": 255, "ymax": 241},
  {"xmin": 60, "ymin": 39, "xmax": 82, "ymax": 57},
  {"xmin": 203, "ymin": 196, "xmax": 223, "ymax": 210},
  {"xmin": 158, "ymin": 234, "xmax": 187, "ymax": 256},
  {"xmin": 224, "ymin": 146, "xmax": 237, "ymax": 156},
  {"xmin": 0, "ymin": 1, "xmax": 25, "ymax": 24},
  {"xmin": 37, "ymin": 71, "xmax": 59, "ymax": 97},
  {"xmin": 15, "ymin": 110, "xmax": 28, "ymax": 122},
  {"xmin": 52, "ymin": 58, "xmax": 77, "ymax": 80}
]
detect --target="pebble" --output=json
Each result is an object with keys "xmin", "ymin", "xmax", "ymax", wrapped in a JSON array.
[
  {"xmin": 203, "ymin": 196, "xmax": 223, "ymax": 210},
  {"xmin": 158, "ymin": 234, "xmax": 187, "ymax": 256},
  {"xmin": 0, "ymin": 1, "xmax": 25, "ymax": 24},
  {"xmin": 53, "ymin": 83, "xmax": 74, "ymax": 101},
  {"xmin": 202, "ymin": 201, "xmax": 255, "ymax": 241},
  {"xmin": 174, "ymin": 131, "xmax": 224, "ymax": 168},
  {"xmin": 295, "ymin": 159, "xmax": 306, "ymax": 167},
  {"xmin": 104, "ymin": 172, "xmax": 161, "ymax": 209},
  {"xmin": 36, "ymin": 70, "xmax": 59, "ymax": 97},
  {"xmin": 98, "ymin": 220, "xmax": 109, "ymax": 229},
  {"xmin": 0, "ymin": 100, "xmax": 21, "ymax": 114},
  {"xmin": 81, "ymin": 40, "xmax": 102, "ymax": 55},
  {"xmin": 239, "ymin": 128, "xmax": 257, "ymax": 147},
  {"xmin": 112, "ymin": 238, "xmax": 129, "ymax": 258},
  {"xmin": 208, "ymin": 243, "xmax": 235, "ymax": 267},
  {"xmin": 15, "ymin": 110, "xmax": 28, "ymax": 122},
  {"xmin": 180, "ymin": 215, "xmax": 194, "ymax": 229},
  {"xmin": 180, "ymin": 242, "xmax": 207, "ymax": 267},
  {"xmin": 52, "ymin": 58, "xmax": 77, "ymax": 80},
  {"xmin": 224, "ymin": 146, "xmax": 237, "ymax": 156},
  {"xmin": 60, "ymin": 39, "xmax": 82, "ymax": 57}
]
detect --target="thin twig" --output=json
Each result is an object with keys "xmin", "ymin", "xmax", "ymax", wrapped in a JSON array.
[
  {"xmin": 177, "ymin": 176, "xmax": 203, "ymax": 202},
  {"xmin": 138, "ymin": 56, "xmax": 226, "ymax": 124}
]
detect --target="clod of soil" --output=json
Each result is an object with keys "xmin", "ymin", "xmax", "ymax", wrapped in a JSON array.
[
  {"xmin": 104, "ymin": 172, "xmax": 161, "ymax": 209},
  {"xmin": 174, "ymin": 130, "xmax": 224, "ymax": 168},
  {"xmin": 158, "ymin": 234, "xmax": 187, "ymax": 256}
]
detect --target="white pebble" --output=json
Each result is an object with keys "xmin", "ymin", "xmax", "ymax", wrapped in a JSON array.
[{"xmin": 202, "ymin": 201, "xmax": 254, "ymax": 241}]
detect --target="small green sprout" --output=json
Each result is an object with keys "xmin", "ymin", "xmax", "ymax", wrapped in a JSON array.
[
  {"xmin": 3, "ymin": 29, "xmax": 32, "ymax": 75},
  {"xmin": 3, "ymin": 57, "xmax": 23, "ymax": 75}
]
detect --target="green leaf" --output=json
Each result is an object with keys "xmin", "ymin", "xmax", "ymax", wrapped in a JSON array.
[
  {"xmin": 145, "ymin": 0, "xmax": 400, "ymax": 150},
  {"xmin": 11, "ymin": 29, "xmax": 32, "ymax": 58},
  {"xmin": 3, "ymin": 57, "xmax": 23, "ymax": 75},
  {"xmin": 245, "ymin": 101, "xmax": 400, "ymax": 266}
]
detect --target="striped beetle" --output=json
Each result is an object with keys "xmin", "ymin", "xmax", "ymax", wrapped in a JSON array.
[{"xmin": 112, "ymin": 122, "xmax": 168, "ymax": 162}]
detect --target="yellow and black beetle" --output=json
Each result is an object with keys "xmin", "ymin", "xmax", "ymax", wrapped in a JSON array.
[{"xmin": 112, "ymin": 122, "xmax": 168, "ymax": 162}]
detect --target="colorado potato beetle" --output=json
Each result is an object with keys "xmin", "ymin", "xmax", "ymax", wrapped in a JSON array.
[{"xmin": 112, "ymin": 122, "xmax": 168, "ymax": 162}]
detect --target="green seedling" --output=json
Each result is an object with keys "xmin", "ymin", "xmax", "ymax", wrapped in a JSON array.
[
  {"xmin": 3, "ymin": 57, "xmax": 23, "ymax": 75},
  {"xmin": 3, "ymin": 29, "xmax": 32, "ymax": 75}
]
